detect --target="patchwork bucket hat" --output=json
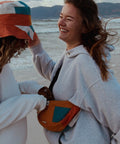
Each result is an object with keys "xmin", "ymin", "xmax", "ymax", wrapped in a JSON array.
[{"xmin": 0, "ymin": 1, "xmax": 36, "ymax": 40}]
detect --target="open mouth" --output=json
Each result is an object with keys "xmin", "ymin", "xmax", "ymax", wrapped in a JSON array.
[{"xmin": 60, "ymin": 28, "xmax": 68, "ymax": 33}]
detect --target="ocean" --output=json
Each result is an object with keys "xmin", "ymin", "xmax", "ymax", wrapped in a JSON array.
[
  {"xmin": 10, "ymin": 18, "xmax": 120, "ymax": 71},
  {"xmin": 33, "ymin": 19, "xmax": 59, "ymax": 34}
]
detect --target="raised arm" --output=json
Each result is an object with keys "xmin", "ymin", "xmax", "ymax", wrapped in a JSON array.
[{"xmin": 30, "ymin": 40, "xmax": 55, "ymax": 80}]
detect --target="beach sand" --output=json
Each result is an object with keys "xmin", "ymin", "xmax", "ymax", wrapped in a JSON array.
[{"xmin": 12, "ymin": 33, "xmax": 120, "ymax": 144}]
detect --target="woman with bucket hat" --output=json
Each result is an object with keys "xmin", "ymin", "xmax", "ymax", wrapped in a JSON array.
[{"xmin": 0, "ymin": 1, "xmax": 49, "ymax": 144}]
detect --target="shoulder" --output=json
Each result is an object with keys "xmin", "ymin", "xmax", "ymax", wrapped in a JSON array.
[
  {"xmin": 65, "ymin": 45, "xmax": 102, "ymax": 83},
  {"xmin": 73, "ymin": 47, "xmax": 102, "ymax": 85},
  {"xmin": 73, "ymin": 46, "xmax": 99, "ymax": 72}
]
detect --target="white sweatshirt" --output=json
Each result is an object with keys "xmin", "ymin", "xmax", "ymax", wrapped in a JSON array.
[
  {"xmin": 31, "ymin": 43, "xmax": 120, "ymax": 144},
  {"xmin": 0, "ymin": 64, "xmax": 46, "ymax": 144}
]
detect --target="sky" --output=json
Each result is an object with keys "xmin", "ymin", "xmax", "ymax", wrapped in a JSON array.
[{"xmin": 0, "ymin": 0, "xmax": 120, "ymax": 7}]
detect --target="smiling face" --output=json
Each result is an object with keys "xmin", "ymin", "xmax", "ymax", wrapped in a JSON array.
[{"xmin": 58, "ymin": 3, "xmax": 84, "ymax": 50}]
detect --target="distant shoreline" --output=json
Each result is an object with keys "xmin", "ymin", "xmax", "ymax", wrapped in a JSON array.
[{"xmin": 31, "ymin": 3, "xmax": 120, "ymax": 20}]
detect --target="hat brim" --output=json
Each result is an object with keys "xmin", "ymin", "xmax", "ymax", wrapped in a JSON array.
[{"xmin": 0, "ymin": 24, "xmax": 36, "ymax": 40}]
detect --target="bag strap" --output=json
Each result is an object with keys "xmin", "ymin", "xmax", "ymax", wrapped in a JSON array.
[
  {"xmin": 49, "ymin": 65, "xmax": 62, "ymax": 93},
  {"xmin": 49, "ymin": 65, "xmax": 63, "ymax": 144},
  {"xmin": 58, "ymin": 132, "xmax": 64, "ymax": 144},
  {"xmin": 49, "ymin": 65, "xmax": 63, "ymax": 143}
]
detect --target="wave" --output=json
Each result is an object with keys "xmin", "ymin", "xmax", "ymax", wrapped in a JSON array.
[
  {"xmin": 32, "ymin": 19, "xmax": 59, "ymax": 33},
  {"xmin": 32, "ymin": 19, "xmax": 58, "ymax": 25},
  {"xmin": 36, "ymin": 28, "xmax": 59, "ymax": 34}
]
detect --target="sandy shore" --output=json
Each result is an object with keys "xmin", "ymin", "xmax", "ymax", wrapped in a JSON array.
[{"xmin": 12, "ymin": 32, "xmax": 120, "ymax": 144}]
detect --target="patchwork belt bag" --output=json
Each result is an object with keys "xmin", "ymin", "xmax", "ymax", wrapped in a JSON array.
[
  {"xmin": 37, "ymin": 100, "xmax": 80, "ymax": 132},
  {"xmin": 38, "ymin": 65, "xmax": 80, "ymax": 132}
]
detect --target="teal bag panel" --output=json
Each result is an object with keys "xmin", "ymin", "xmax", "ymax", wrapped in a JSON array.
[{"xmin": 53, "ymin": 106, "xmax": 71, "ymax": 122}]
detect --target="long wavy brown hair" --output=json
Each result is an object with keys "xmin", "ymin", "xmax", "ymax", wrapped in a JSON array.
[
  {"xmin": 0, "ymin": 36, "xmax": 28, "ymax": 73},
  {"xmin": 64, "ymin": 0, "xmax": 116, "ymax": 81}
]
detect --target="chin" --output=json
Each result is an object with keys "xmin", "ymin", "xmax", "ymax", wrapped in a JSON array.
[{"xmin": 59, "ymin": 35, "xmax": 66, "ymax": 42}]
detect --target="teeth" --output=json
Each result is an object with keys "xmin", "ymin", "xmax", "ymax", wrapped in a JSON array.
[{"xmin": 61, "ymin": 29, "xmax": 67, "ymax": 32}]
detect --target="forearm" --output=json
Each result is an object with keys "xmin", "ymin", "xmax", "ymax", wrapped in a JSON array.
[
  {"xmin": 18, "ymin": 80, "xmax": 43, "ymax": 94},
  {"xmin": 0, "ymin": 94, "xmax": 46, "ymax": 130}
]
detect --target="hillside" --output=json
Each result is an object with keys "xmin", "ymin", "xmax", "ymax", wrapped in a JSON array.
[
  {"xmin": 98, "ymin": 3, "xmax": 120, "ymax": 17},
  {"xmin": 31, "ymin": 5, "xmax": 62, "ymax": 19},
  {"xmin": 31, "ymin": 3, "xmax": 120, "ymax": 20}
]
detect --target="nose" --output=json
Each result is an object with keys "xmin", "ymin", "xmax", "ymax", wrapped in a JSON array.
[{"xmin": 58, "ymin": 18, "xmax": 66, "ymax": 27}]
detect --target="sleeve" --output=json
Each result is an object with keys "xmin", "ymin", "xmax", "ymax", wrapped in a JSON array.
[
  {"xmin": 69, "ymin": 78, "xmax": 120, "ymax": 143},
  {"xmin": 18, "ymin": 80, "xmax": 43, "ymax": 94},
  {"xmin": 0, "ymin": 94, "xmax": 46, "ymax": 130},
  {"xmin": 69, "ymin": 55, "xmax": 120, "ymax": 143},
  {"xmin": 72, "ymin": 75, "xmax": 120, "ymax": 143},
  {"xmin": 30, "ymin": 43, "xmax": 55, "ymax": 80},
  {"xmin": 87, "ymin": 77, "xmax": 120, "ymax": 144}
]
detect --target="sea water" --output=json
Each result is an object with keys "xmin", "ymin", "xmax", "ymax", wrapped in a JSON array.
[
  {"xmin": 33, "ymin": 19, "xmax": 59, "ymax": 33},
  {"xmin": 10, "ymin": 18, "xmax": 120, "ymax": 71}
]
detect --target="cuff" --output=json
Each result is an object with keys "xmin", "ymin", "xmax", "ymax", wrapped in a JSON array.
[
  {"xmin": 36, "ymin": 95, "xmax": 47, "ymax": 112},
  {"xmin": 111, "ymin": 130, "xmax": 120, "ymax": 144},
  {"xmin": 30, "ymin": 43, "xmax": 44, "ymax": 54}
]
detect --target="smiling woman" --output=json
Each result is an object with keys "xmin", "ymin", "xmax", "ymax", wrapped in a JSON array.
[
  {"xmin": 58, "ymin": 3, "xmax": 85, "ymax": 50},
  {"xmin": 30, "ymin": 0, "xmax": 120, "ymax": 144}
]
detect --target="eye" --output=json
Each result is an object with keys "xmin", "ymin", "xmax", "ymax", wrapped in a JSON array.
[
  {"xmin": 66, "ymin": 18, "xmax": 72, "ymax": 21},
  {"xmin": 66, "ymin": 16, "xmax": 73, "ymax": 22}
]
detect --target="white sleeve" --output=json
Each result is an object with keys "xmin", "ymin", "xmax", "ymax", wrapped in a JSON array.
[
  {"xmin": 68, "ymin": 55, "xmax": 120, "ymax": 143},
  {"xmin": 69, "ymin": 79, "xmax": 120, "ymax": 143},
  {"xmin": 88, "ymin": 77, "xmax": 120, "ymax": 144},
  {"xmin": 70, "ymin": 77, "xmax": 120, "ymax": 144},
  {"xmin": 0, "ymin": 94, "xmax": 46, "ymax": 130},
  {"xmin": 18, "ymin": 80, "xmax": 43, "ymax": 94},
  {"xmin": 111, "ymin": 130, "xmax": 120, "ymax": 144},
  {"xmin": 30, "ymin": 43, "xmax": 55, "ymax": 80}
]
